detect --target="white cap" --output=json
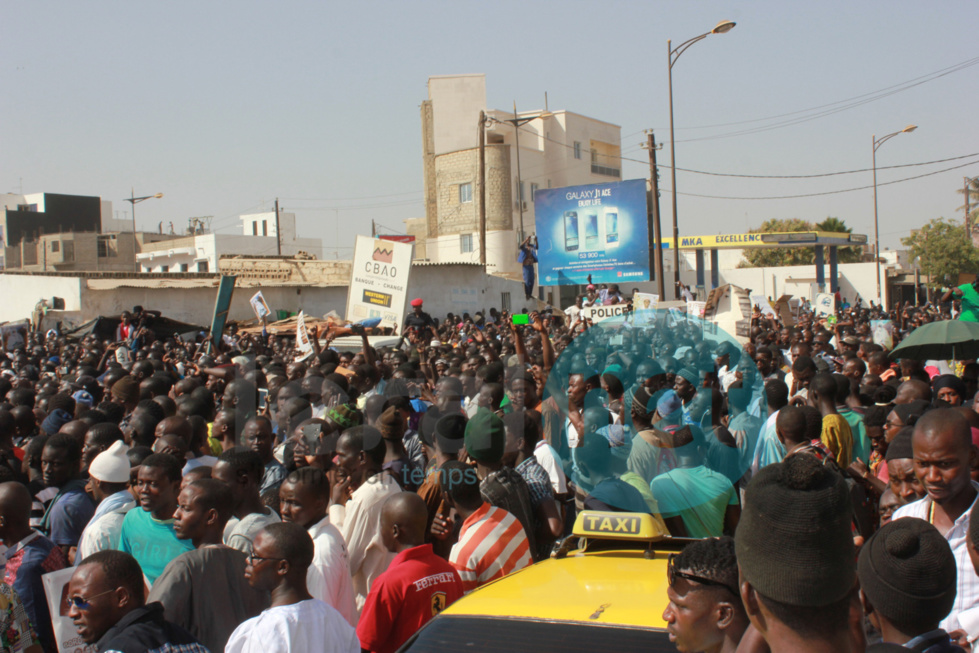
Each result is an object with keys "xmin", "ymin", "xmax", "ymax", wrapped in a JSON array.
[{"xmin": 89, "ymin": 441, "xmax": 131, "ymax": 484}]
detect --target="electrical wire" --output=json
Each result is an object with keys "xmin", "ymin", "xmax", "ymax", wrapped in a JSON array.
[
  {"xmin": 668, "ymin": 158, "xmax": 979, "ymax": 200},
  {"xmin": 668, "ymin": 55, "xmax": 979, "ymax": 132}
]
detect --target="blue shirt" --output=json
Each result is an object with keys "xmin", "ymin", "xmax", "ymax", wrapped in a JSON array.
[
  {"xmin": 119, "ymin": 508, "xmax": 194, "ymax": 585},
  {"xmin": 48, "ymin": 487, "xmax": 95, "ymax": 547}
]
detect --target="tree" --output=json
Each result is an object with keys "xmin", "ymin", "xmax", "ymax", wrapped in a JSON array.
[
  {"xmin": 815, "ymin": 217, "xmax": 862, "ymax": 263},
  {"xmin": 737, "ymin": 217, "xmax": 861, "ymax": 267},
  {"xmin": 901, "ymin": 218, "xmax": 979, "ymax": 288}
]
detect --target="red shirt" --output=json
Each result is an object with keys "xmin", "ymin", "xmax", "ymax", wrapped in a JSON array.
[{"xmin": 357, "ymin": 543, "xmax": 463, "ymax": 653}]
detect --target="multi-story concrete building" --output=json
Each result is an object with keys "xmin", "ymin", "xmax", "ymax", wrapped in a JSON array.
[
  {"xmin": 136, "ymin": 210, "xmax": 322, "ymax": 273},
  {"xmin": 419, "ymin": 74, "xmax": 622, "ymax": 278}
]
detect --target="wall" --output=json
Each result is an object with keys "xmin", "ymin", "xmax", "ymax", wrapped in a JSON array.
[
  {"xmin": 406, "ymin": 264, "xmax": 528, "ymax": 317},
  {"xmin": 427, "ymin": 74, "xmax": 486, "ymax": 155},
  {"xmin": 0, "ymin": 275, "xmax": 83, "ymax": 323},
  {"xmin": 0, "ymin": 263, "xmax": 529, "ymax": 328},
  {"xmin": 79, "ymin": 283, "xmax": 350, "ymax": 326}
]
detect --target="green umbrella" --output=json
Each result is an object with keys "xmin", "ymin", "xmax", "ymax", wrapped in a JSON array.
[{"xmin": 888, "ymin": 320, "xmax": 979, "ymax": 361}]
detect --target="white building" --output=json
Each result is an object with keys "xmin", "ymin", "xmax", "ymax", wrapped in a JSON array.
[
  {"xmin": 136, "ymin": 210, "xmax": 322, "ymax": 273},
  {"xmin": 419, "ymin": 74, "xmax": 622, "ymax": 278}
]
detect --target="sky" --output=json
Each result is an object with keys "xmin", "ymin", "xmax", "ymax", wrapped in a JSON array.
[{"xmin": 2, "ymin": 1, "xmax": 977, "ymax": 258}]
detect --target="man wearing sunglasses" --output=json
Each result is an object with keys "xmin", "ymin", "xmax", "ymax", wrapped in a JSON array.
[
  {"xmin": 663, "ymin": 537, "xmax": 748, "ymax": 653},
  {"xmin": 68, "ymin": 549, "xmax": 208, "ymax": 652}
]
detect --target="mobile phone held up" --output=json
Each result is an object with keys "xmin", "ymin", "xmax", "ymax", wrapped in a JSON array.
[{"xmin": 511, "ymin": 314, "xmax": 530, "ymax": 326}]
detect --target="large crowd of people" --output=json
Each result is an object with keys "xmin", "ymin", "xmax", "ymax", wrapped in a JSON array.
[{"xmin": 0, "ymin": 277, "xmax": 977, "ymax": 652}]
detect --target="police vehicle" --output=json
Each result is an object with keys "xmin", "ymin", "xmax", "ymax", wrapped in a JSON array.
[{"xmin": 399, "ymin": 511, "xmax": 686, "ymax": 652}]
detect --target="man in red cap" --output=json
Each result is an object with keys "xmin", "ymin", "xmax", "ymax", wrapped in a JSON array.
[{"xmin": 403, "ymin": 298, "xmax": 436, "ymax": 341}]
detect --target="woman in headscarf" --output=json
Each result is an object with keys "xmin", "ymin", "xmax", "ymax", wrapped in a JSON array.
[{"xmin": 932, "ymin": 374, "xmax": 967, "ymax": 407}]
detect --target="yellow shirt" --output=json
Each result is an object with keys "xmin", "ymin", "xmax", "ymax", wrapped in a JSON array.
[{"xmin": 821, "ymin": 414, "xmax": 853, "ymax": 467}]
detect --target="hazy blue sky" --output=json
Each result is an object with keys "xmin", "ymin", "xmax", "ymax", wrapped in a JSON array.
[{"xmin": 3, "ymin": 1, "xmax": 977, "ymax": 256}]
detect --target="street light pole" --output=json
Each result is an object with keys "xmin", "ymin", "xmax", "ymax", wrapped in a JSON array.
[
  {"xmin": 871, "ymin": 125, "xmax": 916, "ymax": 306},
  {"xmin": 493, "ymin": 108, "xmax": 552, "ymax": 244},
  {"xmin": 667, "ymin": 20, "xmax": 735, "ymax": 299},
  {"xmin": 125, "ymin": 190, "xmax": 164, "ymax": 273}
]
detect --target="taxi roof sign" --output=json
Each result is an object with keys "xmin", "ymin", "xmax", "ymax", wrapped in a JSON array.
[{"xmin": 572, "ymin": 511, "xmax": 668, "ymax": 541}]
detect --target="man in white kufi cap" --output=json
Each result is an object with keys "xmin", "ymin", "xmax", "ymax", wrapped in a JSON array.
[{"xmin": 75, "ymin": 441, "xmax": 136, "ymax": 564}]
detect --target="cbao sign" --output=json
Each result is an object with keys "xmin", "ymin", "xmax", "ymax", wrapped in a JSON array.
[{"xmin": 347, "ymin": 235, "xmax": 413, "ymax": 329}]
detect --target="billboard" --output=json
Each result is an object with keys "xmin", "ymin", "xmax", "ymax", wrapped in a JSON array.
[
  {"xmin": 347, "ymin": 235, "xmax": 413, "ymax": 329},
  {"xmin": 534, "ymin": 179, "xmax": 650, "ymax": 285}
]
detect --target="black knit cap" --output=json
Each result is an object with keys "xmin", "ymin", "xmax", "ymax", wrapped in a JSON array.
[
  {"xmin": 857, "ymin": 518, "xmax": 956, "ymax": 630},
  {"xmin": 735, "ymin": 454, "xmax": 855, "ymax": 606},
  {"xmin": 884, "ymin": 427, "xmax": 915, "ymax": 461}
]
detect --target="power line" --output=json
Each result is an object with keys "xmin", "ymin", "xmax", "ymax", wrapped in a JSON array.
[
  {"xmin": 670, "ymin": 158, "xmax": 979, "ymax": 200},
  {"xmin": 672, "ymin": 56, "xmax": 979, "ymax": 143},
  {"xmin": 506, "ymin": 119, "xmax": 979, "ymax": 182},
  {"xmin": 668, "ymin": 54, "xmax": 979, "ymax": 132},
  {"xmin": 674, "ymin": 152, "xmax": 979, "ymax": 179}
]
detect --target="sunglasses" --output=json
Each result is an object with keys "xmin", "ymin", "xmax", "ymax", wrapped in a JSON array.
[
  {"xmin": 68, "ymin": 588, "xmax": 115, "ymax": 610},
  {"xmin": 667, "ymin": 554, "xmax": 738, "ymax": 596}
]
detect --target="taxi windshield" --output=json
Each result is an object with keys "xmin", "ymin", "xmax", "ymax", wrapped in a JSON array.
[{"xmin": 402, "ymin": 615, "xmax": 673, "ymax": 653}]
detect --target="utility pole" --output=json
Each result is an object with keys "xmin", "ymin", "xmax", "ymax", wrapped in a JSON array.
[
  {"xmin": 274, "ymin": 198, "xmax": 282, "ymax": 256},
  {"xmin": 513, "ymin": 101, "xmax": 525, "ymax": 242},
  {"xmin": 966, "ymin": 177, "xmax": 973, "ymax": 244},
  {"xmin": 478, "ymin": 110, "xmax": 487, "ymax": 266},
  {"xmin": 371, "ymin": 220, "xmax": 376, "ymax": 237},
  {"xmin": 647, "ymin": 132, "xmax": 665, "ymax": 299}
]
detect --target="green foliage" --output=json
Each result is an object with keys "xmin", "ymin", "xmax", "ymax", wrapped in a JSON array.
[
  {"xmin": 901, "ymin": 218, "xmax": 979, "ymax": 288},
  {"xmin": 737, "ymin": 217, "xmax": 861, "ymax": 268},
  {"xmin": 815, "ymin": 217, "xmax": 862, "ymax": 263}
]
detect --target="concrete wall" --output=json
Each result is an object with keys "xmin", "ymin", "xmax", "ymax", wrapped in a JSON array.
[
  {"xmin": 0, "ymin": 263, "xmax": 530, "ymax": 328},
  {"xmin": 0, "ymin": 275, "xmax": 83, "ymax": 323},
  {"xmin": 428, "ymin": 74, "xmax": 486, "ymax": 155},
  {"xmin": 78, "ymin": 283, "xmax": 350, "ymax": 326},
  {"xmin": 406, "ymin": 264, "xmax": 528, "ymax": 317}
]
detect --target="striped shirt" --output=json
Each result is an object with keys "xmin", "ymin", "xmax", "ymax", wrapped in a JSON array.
[
  {"xmin": 449, "ymin": 503, "xmax": 532, "ymax": 594},
  {"xmin": 892, "ymin": 482, "xmax": 979, "ymax": 632}
]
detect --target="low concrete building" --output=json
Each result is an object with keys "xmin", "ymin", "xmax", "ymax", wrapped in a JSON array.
[{"xmin": 136, "ymin": 211, "xmax": 322, "ymax": 273}]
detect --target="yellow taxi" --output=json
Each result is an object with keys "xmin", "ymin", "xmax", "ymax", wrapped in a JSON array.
[{"xmin": 399, "ymin": 511, "xmax": 686, "ymax": 652}]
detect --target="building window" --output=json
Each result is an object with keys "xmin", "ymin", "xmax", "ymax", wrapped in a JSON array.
[
  {"xmin": 518, "ymin": 181, "xmax": 525, "ymax": 203},
  {"xmin": 459, "ymin": 182, "xmax": 473, "ymax": 204},
  {"xmin": 160, "ymin": 265, "xmax": 169, "ymax": 273},
  {"xmin": 197, "ymin": 261, "xmax": 209, "ymax": 272},
  {"xmin": 530, "ymin": 183, "xmax": 539, "ymax": 202},
  {"xmin": 51, "ymin": 241, "xmax": 60, "ymax": 252},
  {"xmin": 262, "ymin": 221, "xmax": 268, "ymax": 236},
  {"xmin": 573, "ymin": 141, "xmax": 582, "ymax": 159},
  {"xmin": 501, "ymin": 291, "xmax": 511, "ymax": 312},
  {"xmin": 252, "ymin": 222, "xmax": 258, "ymax": 236},
  {"xmin": 460, "ymin": 234, "xmax": 474, "ymax": 253},
  {"xmin": 180, "ymin": 264, "xmax": 189, "ymax": 272},
  {"xmin": 63, "ymin": 243, "xmax": 74, "ymax": 262}
]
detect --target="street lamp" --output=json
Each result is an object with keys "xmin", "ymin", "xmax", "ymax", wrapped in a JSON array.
[
  {"xmin": 668, "ymin": 20, "xmax": 736, "ymax": 299},
  {"xmin": 125, "ymin": 190, "xmax": 164, "ymax": 272},
  {"xmin": 872, "ymin": 125, "xmax": 916, "ymax": 305},
  {"xmin": 493, "ymin": 105, "xmax": 552, "ymax": 242}
]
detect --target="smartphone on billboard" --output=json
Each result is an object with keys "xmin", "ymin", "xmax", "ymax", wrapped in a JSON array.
[
  {"xmin": 584, "ymin": 212, "xmax": 599, "ymax": 249},
  {"xmin": 511, "ymin": 314, "xmax": 530, "ymax": 326},
  {"xmin": 605, "ymin": 210, "xmax": 619, "ymax": 247},
  {"xmin": 564, "ymin": 211, "xmax": 579, "ymax": 251}
]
